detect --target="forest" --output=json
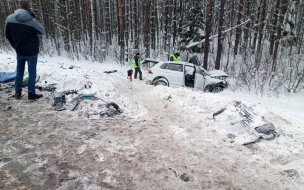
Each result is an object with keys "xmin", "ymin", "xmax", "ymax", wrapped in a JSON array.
[{"xmin": 1, "ymin": 0, "xmax": 304, "ymax": 95}]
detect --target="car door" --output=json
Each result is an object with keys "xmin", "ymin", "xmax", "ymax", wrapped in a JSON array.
[
  {"xmin": 163, "ymin": 63, "xmax": 184, "ymax": 87},
  {"xmin": 194, "ymin": 65, "xmax": 206, "ymax": 91}
]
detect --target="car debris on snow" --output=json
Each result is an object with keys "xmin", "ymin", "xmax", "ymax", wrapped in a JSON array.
[
  {"xmin": 180, "ymin": 173, "xmax": 190, "ymax": 182},
  {"xmin": 212, "ymin": 101, "xmax": 280, "ymax": 145}
]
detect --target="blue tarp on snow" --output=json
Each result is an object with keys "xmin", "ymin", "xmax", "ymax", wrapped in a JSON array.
[{"xmin": 0, "ymin": 72, "xmax": 16, "ymax": 83}]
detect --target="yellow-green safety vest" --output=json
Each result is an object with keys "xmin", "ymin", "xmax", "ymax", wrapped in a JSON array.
[
  {"xmin": 133, "ymin": 56, "xmax": 141, "ymax": 68},
  {"xmin": 171, "ymin": 54, "xmax": 180, "ymax": 62}
]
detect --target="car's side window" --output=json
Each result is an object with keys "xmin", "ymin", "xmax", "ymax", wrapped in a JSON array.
[
  {"xmin": 184, "ymin": 65, "xmax": 195, "ymax": 75},
  {"xmin": 160, "ymin": 63, "xmax": 168, "ymax": 69},
  {"xmin": 168, "ymin": 64, "xmax": 183, "ymax": 72},
  {"xmin": 147, "ymin": 61, "xmax": 158, "ymax": 69}
]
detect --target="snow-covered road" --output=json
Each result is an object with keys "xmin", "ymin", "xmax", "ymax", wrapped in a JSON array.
[{"xmin": 0, "ymin": 53, "xmax": 303, "ymax": 189}]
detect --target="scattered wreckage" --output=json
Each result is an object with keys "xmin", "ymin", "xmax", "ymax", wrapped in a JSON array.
[
  {"xmin": 213, "ymin": 101, "xmax": 280, "ymax": 145},
  {"xmin": 36, "ymin": 82, "xmax": 123, "ymax": 119},
  {"xmin": 1, "ymin": 69, "xmax": 123, "ymax": 119}
]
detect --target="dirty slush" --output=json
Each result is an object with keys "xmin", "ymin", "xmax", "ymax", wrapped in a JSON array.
[{"xmin": 0, "ymin": 85, "xmax": 295, "ymax": 189}]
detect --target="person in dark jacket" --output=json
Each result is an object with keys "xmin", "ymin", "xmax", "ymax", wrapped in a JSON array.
[
  {"xmin": 133, "ymin": 53, "xmax": 142, "ymax": 80},
  {"xmin": 5, "ymin": 0, "xmax": 45, "ymax": 100},
  {"xmin": 170, "ymin": 52, "xmax": 180, "ymax": 62}
]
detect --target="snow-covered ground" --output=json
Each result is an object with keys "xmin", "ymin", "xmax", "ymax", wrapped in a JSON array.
[{"xmin": 0, "ymin": 52, "xmax": 304, "ymax": 189}]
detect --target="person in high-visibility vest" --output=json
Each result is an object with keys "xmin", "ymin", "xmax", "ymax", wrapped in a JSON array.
[
  {"xmin": 133, "ymin": 53, "xmax": 142, "ymax": 80},
  {"xmin": 170, "ymin": 52, "xmax": 180, "ymax": 62}
]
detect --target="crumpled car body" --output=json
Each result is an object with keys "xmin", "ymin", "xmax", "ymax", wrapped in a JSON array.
[{"xmin": 145, "ymin": 61, "xmax": 227, "ymax": 93}]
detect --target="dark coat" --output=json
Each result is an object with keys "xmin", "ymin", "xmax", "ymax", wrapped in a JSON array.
[{"xmin": 5, "ymin": 9, "xmax": 45, "ymax": 56}]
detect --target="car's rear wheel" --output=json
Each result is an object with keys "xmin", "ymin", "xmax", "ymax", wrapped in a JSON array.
[{"xmin": 154, "ymin": 79, "xmax": 168, "ymax": 86}]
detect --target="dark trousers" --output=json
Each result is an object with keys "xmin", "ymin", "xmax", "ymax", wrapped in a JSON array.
[
  {"xmin": 134, "ymin": 68, "xmax": 142, "ymax": 80},
  {"xmin": 15, "ymin": 54, "xmax": 38, "ymax": 93}
]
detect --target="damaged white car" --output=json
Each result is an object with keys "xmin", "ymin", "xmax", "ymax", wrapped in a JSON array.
[
  {"xmin": 142, "ymin": 56, "xmax": 229, "ymax": 82},
  {"xmin": 145, "ymin": 61, "xmax": 228, "ymax": 92},
  {"xmin": 189, "ymin": 55, "xmax": 228, "ymax": 81}
]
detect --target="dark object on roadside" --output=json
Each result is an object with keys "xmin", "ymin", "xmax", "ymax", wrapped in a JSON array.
[
  {"xmin": 281, "ymin": 169, "xmax": 299, "ymax": 178},
  {"xmin": 180, "ymin": 173, "xmax": 190, "ymax": 182},
  {"xmin": 84, "ymin": 81, "xmax": 92, "ymax": 89},
  {"xmin": 166, "ymin": 95, "xmax": 172, "ymax": 101},
  {"xmin": 254, "ymin": 123, "xmax": 279, "ymax": 137},
  {"xmin": 104, "ymin": 70, "xmax": 117, "ymax": 74},
  {"xmin": 227, "ymin": 133, "xmax": 236, "ymax": 139},
  {"xmin": 71, "ymin": 99, "xmax": 80, "ymax": 111},
  {"xmin": 60, "ymin": 65, "xmax": 67, "ymax": 69},
  {"xmin": 87, "ymin": 102, "xmax": 122, "ymax": 118},
  {"xmin": 5, "ymin": 105, "xmax": 12, "ymax": 110},
  {"xmin": 35, "ymin": 75, "xmax": 40, "ymax": 83},
  {"xmin": 106, "ymin": 102, "xmax": 122, "ymax": 113},
  {"xmin": 227, "ymin": 133, "xmax": 236, "ymax": 143},
  {"xmin": 28, "ymin": 93, "xmax": 43, "ymax": 100},
  {"xmin": 52, "ymin": 94, "xmax": 66, "ymax": 111},
  {"xmin": 65, "ymin": 89, "xmax": 78, "ymax": 95},
  {"xmin": 36, "ymin": 84, "xmax": 57, "ymax": 92},
  {"xmin": 127, "ymin": 69, "xmax": 133, "ymax": 77},
  {"xmin": 241, "ymin": 125, "xmax": 279, "ymax": 145},
  {"xmin": 213, "ymin": 106, "xmax": 227, "ymax": 119}
]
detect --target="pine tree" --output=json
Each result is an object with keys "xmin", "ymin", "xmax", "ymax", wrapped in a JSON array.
[
  {"xmin": 179, "ymin": 4, "xmax": 205, "ymax": 53},
  {"xmin": 283, "ymin": 1, "xmax": 296, "ymax": 42}
]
